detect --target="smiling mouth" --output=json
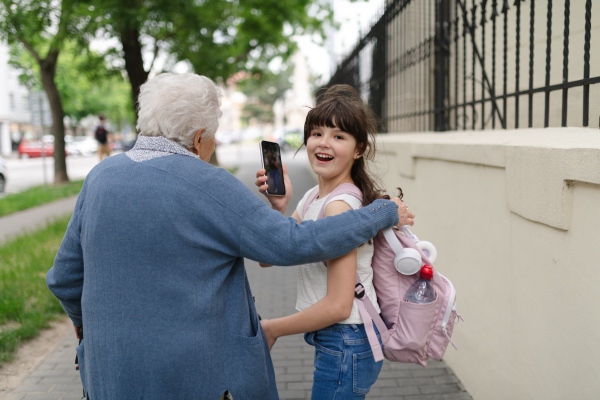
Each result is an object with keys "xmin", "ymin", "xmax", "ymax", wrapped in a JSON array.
[{"xmin": 315, "ymin": 153, "xmax": 334, "ymax": 162}]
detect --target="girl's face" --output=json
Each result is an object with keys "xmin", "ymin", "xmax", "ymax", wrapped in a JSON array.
[{"xmin": 306, "ymin": 124, "xmax": 361, "ymax": 181}]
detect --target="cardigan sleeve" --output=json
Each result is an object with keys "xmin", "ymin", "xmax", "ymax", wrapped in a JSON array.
[
  {"xmin": 46, "ymin": 191, "xmax": 86, "ymax": 327},
  {"xmin": 238, "ymin": 196, "xmax": 399, "ymax": 266}
]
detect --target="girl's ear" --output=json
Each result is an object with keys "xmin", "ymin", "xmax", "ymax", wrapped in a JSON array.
[{"xmin": 354, "ymin": 144, "xmax": 365, "ymax": 159}]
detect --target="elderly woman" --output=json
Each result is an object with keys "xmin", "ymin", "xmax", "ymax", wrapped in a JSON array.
[{"xmin": 46, "ymin": 73, "xmax": 412, "ymax": 400}]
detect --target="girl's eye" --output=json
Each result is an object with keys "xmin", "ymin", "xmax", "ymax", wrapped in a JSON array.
[
  {"xmin": 334, "ymin": 135, "xmax": 344, "ymax": 140},
  {"xmin": 312, "ymin": 132, "xmax": 321, "ymax": 137}
]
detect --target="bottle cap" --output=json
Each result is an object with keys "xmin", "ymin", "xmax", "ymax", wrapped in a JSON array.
[{"xmin": 420, "ymin": 265, "xmax": 433, "ymax": 280}]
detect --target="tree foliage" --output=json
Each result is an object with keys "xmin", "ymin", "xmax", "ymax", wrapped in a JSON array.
[
  {"xmin": 0, "ymin": 0, "xmax": 92, "ymax": 183},
  {"xmin": 87, "ymin": 0, "xmax": 331, "ymax": 118},
  {"xmin": 237, "ymin": 67, "xmax": 293, "ymax": 125},
  {"xmin": 10, "ymin": 41, "xmax": 134, "ymax": 132}
]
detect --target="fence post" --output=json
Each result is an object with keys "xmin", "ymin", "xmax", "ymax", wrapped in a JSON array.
[{"xmin": 435, "ymin": 0, "xmax": 451, "ymax": 131}]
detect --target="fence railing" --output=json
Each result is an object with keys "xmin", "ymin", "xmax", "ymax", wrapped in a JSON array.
[{"xmin": 326, "ymin": 0, "xmax": 599, "ymax": 132}]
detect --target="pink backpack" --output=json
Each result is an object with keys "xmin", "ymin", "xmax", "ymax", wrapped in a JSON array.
[{"xmin": 303, "ymin": 183, "xmax": 463, "ymax": 366}]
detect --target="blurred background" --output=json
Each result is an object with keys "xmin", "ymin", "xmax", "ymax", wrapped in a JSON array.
[{"xmin": 0, "ymin": 0, "xmax": 385, "ymax": 194}]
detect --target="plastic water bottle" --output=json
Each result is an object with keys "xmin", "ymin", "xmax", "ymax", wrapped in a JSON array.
[{"xmin": 404, "ymin": 265, "xmax": 436, "ymax": 304}]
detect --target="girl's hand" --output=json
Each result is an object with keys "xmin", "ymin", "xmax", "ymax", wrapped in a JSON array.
[
  {"xmin": 255, "ymin": 165, "xmax": 294, "ymax": 214},
  {"xmin": 391, "ymin": 197, "xmax": 415, "ymax": 226},
  {"xmin": 260, "ymin": 319, "xmax": 278, "ymax": 351}
]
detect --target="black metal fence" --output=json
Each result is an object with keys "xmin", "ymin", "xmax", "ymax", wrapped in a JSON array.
[{"xmin": 326, "ymin": 0, "xmax": 599, "ymax": 132}]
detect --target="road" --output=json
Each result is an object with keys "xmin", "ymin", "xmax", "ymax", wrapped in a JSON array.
[{"xmin": 1, "ymin": 143, "xmax": 310, "ymax": 196}]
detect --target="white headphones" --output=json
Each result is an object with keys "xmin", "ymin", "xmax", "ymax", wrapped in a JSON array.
[{"xmin": 382, "ymin": 228, "xmax": 437, "ymax": 275}]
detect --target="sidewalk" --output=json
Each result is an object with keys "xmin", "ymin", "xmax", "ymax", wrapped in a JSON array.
[{"xmin": 0, "ymin": 157, "xmax": 473, "ymax": 400}]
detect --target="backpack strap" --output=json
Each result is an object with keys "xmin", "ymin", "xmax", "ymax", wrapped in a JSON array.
[
  {"xmin": 309, "ymin": 183, "xmax": 390, "ymax": 362},
  {"xmin": 354, "ymin": 275, "xmax": 389, "ymax": 362},
  {"xmin": 302, "ymin": 186, "xmax": 321, "ymax": 219}
]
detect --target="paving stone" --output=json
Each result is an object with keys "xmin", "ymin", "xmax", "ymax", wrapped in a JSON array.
[
  {"xmin": 35, "ymin": 364, "xmax": 57, "ymax": 371},
  {"xmin": 38, "ymin": 376, "xmax": 78, "ymax": 385},
  {"xmin": 47, "ymin": 383, "xmax": 83, "ymax": 392},
  {"xmin": 19, "ymin": 377, "xmax": 42, "ymax": 385},
  {"xmin": 404, "ymin": 395, "xmax": 449, "ymax": 400},
  {"xmin": 285, "ymin": 366, "xmax": 314, "ymax": 374},
  {"xmin": 377, "ymin": 369, "xmax": 412, "ymax": 379},
  {"xmin": 278, "ymin": 390, "xmax": 306, "ymax": 399},
  {"xmin": 433, "ymin": 375, "xmax": 459, "ymax": 385},
  {"xmin": 410, "ymin": 368, "xmax": 448, "ymax": 378},
  {"xmin": 12, "ymin": 384, "xmax": 54, "ymax": 393},
  {"xmin": 28, "ymin": 370, "xmax": 68, "ymax": 378},
  {"xmin": 380, "ymin": 385, "xmax": 421, "ymax": 396},
  {"xmin": 22, "ymin": 393, "xmax": 65, "ymax": 400},
  {"xmin": 397, "ymin": 377, "xmax": 435, "ymax": 387},
  {"xmin": 372, "ymin": 378, "xmax": 401, "ymax": 388},
  {"xmin": 425, "ymin": 359, "xmax": 448, "ymax": 368},
  {"xmin": 286, "ymin": 381, "xmax": 313, "ymax": 391},
  {"xmin": 275, "ymin": 374, "xmax": 306, "ymax": 383},
  {"xmin": 418, "ymin": 383, "xmax": 461, "ymax": 394},
  {"xmin": 274, "ymin": 360, "xmax": 304, "ymax": 368},
  {"xmin": 365, "ymin": 387, "xmax": 382, "ymax": 397},
  {"xmin": 443, "ymin": 392, "xmax": 474, "ymax": 400},
  {"xmin": 0, "ymin": 393, "xmax": 26, "ymax": 400}
]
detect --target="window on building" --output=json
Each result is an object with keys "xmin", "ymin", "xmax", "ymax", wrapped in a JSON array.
[
  {"xmin": 9, "ymin": 93, "xmax": 15, "ymax": 110},
  {"xmin": 22, "ymin": 95, "xmax": 29, "ymax": 110}
]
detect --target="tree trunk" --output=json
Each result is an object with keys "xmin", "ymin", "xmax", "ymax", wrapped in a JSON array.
[
  {"xmin": 120, "ymin": 25, "xmax": 149, "ymax": 130},
  {"xmin": 39, "ymin": 51, "xmax": 69, "ymax": 184}
]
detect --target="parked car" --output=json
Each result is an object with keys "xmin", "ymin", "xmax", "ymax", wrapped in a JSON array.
[
  {"xmin": 277, "ymin": 130, "xmax": 303, "ymax": 151},
  {"xmin": 18, "ymin": 140, "xmax": 55, "ymax": 159},
  {"xmin": 66, "ymin": 136, "xmax": 98, "ymax": 156},
  {"xmin": 0, "ymin": 155, "xmax": 6, "ymax": 194}
]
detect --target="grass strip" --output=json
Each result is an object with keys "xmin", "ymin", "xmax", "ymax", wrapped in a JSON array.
[
  {"xmin": 0, "ymin": 215, "xmax": 70, "ymax": 367},
  {"xmin": 0, "ymin": 180, "xmax": 84, "ymax": 218}
]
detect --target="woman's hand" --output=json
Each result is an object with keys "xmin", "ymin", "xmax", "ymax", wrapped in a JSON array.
[
  {"xmin": 255, "ymin": 165, "xmax": 293, "ymax": 214},
  {"xmin": 390, "ymin": 197, "xmax": 415, "ymax": 226},
  {"xmin": 260, "ymin": 319, "xmax": 278, "ymax": 351}
]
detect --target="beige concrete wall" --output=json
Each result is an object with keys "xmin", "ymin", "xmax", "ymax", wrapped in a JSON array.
[{"xmin": 371, "ymin": 128, "xmax": 600, "ymax": 399}]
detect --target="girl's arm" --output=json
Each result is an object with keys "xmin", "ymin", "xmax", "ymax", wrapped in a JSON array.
[{"xmin": 260, "ymin": 200, "xmax": 357, "ymax": 349}]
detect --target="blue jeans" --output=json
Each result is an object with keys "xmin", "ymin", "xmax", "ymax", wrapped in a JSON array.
[{"xmin": 304, "ymin": 323, "xmax": 383, "ymax": 400}]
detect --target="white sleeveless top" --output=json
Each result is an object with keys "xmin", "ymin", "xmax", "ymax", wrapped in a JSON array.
[{"xmin": 294, "ymin": 185, "xmax": 380, "ymax": 324}]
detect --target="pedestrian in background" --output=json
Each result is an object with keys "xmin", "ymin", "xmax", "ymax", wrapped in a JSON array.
[{"xmin": 94, "ymin": 114, "xmax": 112, "ymax": 161}]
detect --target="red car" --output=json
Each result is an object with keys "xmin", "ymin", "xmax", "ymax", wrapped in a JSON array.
[{"xmin": 18, "ymin": 141, "xmax": 55, "ymax": 159}]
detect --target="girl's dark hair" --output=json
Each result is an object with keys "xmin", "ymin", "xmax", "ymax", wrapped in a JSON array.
[{"xmin": 301, "ymin": 84, "xmax": 402, "ymax": 205}]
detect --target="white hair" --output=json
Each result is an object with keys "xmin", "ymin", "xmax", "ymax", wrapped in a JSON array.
[{"xmin": 136, "ymin": 73, "xmax": 223, "ymax": 149}]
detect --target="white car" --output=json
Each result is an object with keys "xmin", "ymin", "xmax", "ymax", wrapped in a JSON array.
[
  {"xmin": 66, "ymin": 136, "xmax": 98, "ymax": 156},
  {"xmin": 0, "ymin": 155, "xmax": 6, "ymax": 194}
]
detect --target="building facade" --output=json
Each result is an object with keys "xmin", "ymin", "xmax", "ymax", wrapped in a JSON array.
[{"xmin": 0, "ymin": 42, "xmax": 32, "ymax": 156}]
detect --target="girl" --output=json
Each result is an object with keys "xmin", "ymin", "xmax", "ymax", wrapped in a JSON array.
[{"xmin": 255, "ymin": 85, "xmax": 414, "ymax": 399}]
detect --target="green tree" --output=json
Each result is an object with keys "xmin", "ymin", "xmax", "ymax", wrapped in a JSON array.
[
  {"xmin": 10, "ymin": 41, "xmax": 135, "ymax": 134},
  {"xmin": 237, "ymin": 67, "xmax": 293, "ymax": 125},
  {"xmin": 89, "ymin": 0, "xmax": 330, "ymax": 118},
  {"xmin": 0, "ymin": 0, "xmax": 89, "ymax": 183}
]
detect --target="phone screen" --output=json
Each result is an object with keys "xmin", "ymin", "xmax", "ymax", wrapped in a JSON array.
[{"xmin": 260, "ymin": 140, "xmax": 286, "ymax": 196}]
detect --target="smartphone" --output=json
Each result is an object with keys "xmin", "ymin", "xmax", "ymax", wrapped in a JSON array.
[{"xmin": 259, "ymin": 140, "xmax": 286, "ymax": 196}]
